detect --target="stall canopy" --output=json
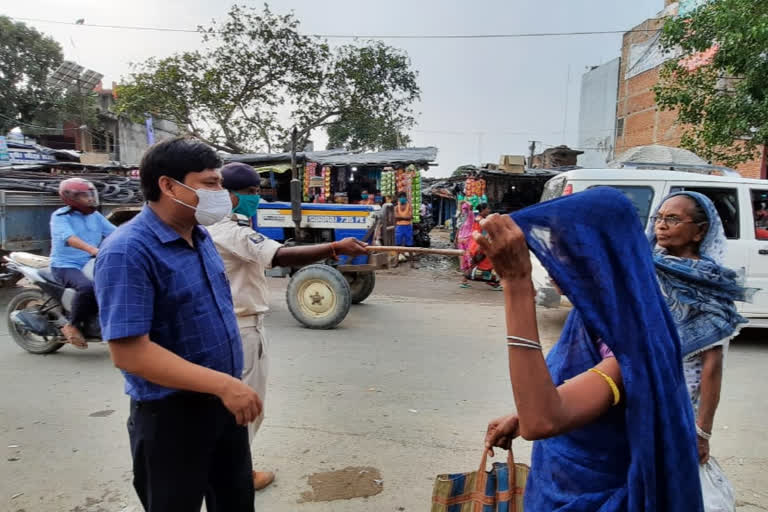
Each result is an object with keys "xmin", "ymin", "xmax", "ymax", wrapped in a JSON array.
[
  {"xmin": 225, "ymin": 147, "xmax": 438, "ymax": 204},
  {"xmin": 225, "ymin": 147, "xmax": 438, "ymax": 168}
]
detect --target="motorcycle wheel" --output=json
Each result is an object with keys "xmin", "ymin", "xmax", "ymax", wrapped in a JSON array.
[{"xmin": 6, "ymin": 289, "xmax": 64, "ymax": 354}]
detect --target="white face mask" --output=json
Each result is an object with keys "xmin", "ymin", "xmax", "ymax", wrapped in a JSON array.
[{"xmin": 171, "ymin": 179, "xmax": 232, "ymax": 226}]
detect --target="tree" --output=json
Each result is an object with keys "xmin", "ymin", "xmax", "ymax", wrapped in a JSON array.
[
  {"xmin": 326, "ymin": 116, "xmax": 412, "ymax": 151},
  {"xmin": 452, "ymin": 165, "xmax": 474, "ymax": 177},
  {"xmin": 116, "ymin": 4, "xmax": 420, "ymax": 154},
  {"xmin": 654, "ymin": 0, "xmax": 768, "ymax": 166},
  {"xmin": 294, "ymin": 41, "xmax": 419, "ymax": 151},
  {"xmin": 0, "ymin": 16, "xmax": 64, "ymax": 133}
]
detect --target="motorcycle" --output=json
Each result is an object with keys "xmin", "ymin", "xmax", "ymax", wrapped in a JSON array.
[
  {"xmin": 3, "ymin": 252, "xmax": 101, "ymax": 354},
  {"xmin": 413, "ymin": 216, "xmax": 434, "ymax": 248}
]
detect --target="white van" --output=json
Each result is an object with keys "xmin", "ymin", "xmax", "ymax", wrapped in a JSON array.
[{"xmin": 534, "ymin": 168, "xmax": 768, "ymax": 327}]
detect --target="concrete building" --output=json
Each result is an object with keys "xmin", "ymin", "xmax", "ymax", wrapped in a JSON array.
[
  {"xmin": 34, "ymin": 83, "xmax": 179, "ymax": 166},
  {"xmin": 115, "ymin": 116, "xmax": 179, "ymax": 165},
  {"xmin": 613, "ymin": 0, "xmax": 766, "ymax": 178},
  {"xmin": 577, "ymin": 58, "xmax": 621, "ymax": 168}
]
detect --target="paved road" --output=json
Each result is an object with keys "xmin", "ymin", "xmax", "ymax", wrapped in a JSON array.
[{"xmin": 1, "ymin": 274, "xmax": 766, "ymax": 512}]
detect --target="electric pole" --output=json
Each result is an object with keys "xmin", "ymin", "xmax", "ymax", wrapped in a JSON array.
[{"xmin": 528, "ymin": 141, "xmax": 537, "ymax": 168}]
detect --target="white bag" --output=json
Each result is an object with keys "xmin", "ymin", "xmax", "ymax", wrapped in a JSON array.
[{"xmin": 700, "ymin": 457, "xmax": 735, "ymax": 512}]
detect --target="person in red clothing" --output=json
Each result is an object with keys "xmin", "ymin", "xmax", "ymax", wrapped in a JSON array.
[{"xmin": 464, "ymin": 233, "xmax": 502, "ymax": 290}]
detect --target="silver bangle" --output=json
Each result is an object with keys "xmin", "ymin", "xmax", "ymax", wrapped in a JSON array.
[
  {"xmin": 696, "ymin": 425, "xmax": 712, "ymax": 440},
  {"xmin": 506, "ymin": 335, "xmax": 540, "ymax": 345},
  {"xmin": 507, "ymin": 341, "xmax": 543, "ymax": 350}
]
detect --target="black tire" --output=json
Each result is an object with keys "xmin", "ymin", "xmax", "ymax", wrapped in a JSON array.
[
  {"xmin": 345, "ymin": 272, "xmax": 376, "ymax": 304},
  {"xmin": 286, "ymin": 264, "xmax": 351, "ymax": 329},
  {"xmin": 6, "ymin": 289, "xmax": 64, "ymax": 354}
]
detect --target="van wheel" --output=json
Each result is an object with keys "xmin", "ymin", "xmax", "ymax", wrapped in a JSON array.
[{"xmin": 286, "ymin": 265, "xmax": 351, "ymax": 329}]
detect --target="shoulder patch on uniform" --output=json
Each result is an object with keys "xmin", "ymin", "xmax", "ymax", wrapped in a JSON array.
[{"xmin": 248, "ymin": 233, "xmax": 266, "ymax": 245}]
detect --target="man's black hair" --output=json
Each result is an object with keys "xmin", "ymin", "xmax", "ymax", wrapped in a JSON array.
[
  {"xmin": 397, "ymin": 191, "xmax": 407, "ymax": 198},
  {"xmin": 140, "ymin": 137, "xmax": 222, "ymax": 202},
  {"xmin": 477, "ymin": 202, "xmax": 490, "ymax": 212}
]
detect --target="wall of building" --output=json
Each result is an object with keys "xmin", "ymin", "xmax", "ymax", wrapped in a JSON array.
[
  {"xmin": 614, "ymin": 15, "xmax": 766, "ymax": 179},
  {"xmin": 117, "ymin": 117, "xmax": 179, "ymax": 165},
  {"xmin": 577, "ymin": 58, "xmax": 621, "ymax": 168}
]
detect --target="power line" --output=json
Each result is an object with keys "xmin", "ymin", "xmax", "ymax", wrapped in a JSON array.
[
  {"xmin": 8, "ymin": 15, "xmax": 660, "ymax": 40},
  {"xmin": 0, "ymin": 112, "xmax": 71, "ymax": 131}
]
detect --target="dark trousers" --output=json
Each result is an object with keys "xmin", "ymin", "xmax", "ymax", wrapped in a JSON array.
[
  {"xmin": 128, "ymin": 393, "xmax": 255, "ymax": 512},
  {"xmin": 51, "ymin": 267, "xmax": 96, "ymax": 326}
]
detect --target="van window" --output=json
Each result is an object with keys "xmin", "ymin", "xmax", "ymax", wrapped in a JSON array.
[
  {"xmin": 587, "ymin": 185, "xmax": 655, "ymax": 226},
  {"xmin": 669, "ymin": 187, "xmax": 740, "ymax": 239},
  {"xmin": 751, "ymin": 189, "xmax": 768, "ymax": 240}
]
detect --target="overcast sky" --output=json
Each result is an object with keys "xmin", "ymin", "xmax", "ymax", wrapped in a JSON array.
[{"xmin": 5, "ymin": 0, "xmax": 664, "ymax": 176}]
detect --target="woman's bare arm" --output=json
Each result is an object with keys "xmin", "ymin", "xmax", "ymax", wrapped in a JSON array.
[
  {"xmin": 696, "ymin": 346, "xmax": 723, "ymax": 463},
  {"xmin": 477, "ymin": 214, "xmax": 622, "ymax": 441}
]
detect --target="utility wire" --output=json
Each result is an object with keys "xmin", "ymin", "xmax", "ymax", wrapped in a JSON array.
[{"xmin": 8, "ymin": 15, "xmax": 660, "ymax": 39}]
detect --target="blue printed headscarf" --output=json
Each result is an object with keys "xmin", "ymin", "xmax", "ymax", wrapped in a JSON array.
[
  {"xmin": 648, "ymin": 191, "xmax": 751, "ymax": 357},
  {"xmin": 510, "ymin": 187, "xmax": 702, "ymax": 511}
]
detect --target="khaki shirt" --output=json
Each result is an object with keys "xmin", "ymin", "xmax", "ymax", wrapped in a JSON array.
[{"xmin": 208, "ymin": 214, "xmax": 282, "ymax": 317}]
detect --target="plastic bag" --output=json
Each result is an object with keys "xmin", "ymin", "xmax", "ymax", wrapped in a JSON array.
[{"xmin": 700, "ymin": 457, "xmax": 735, "ymax": 512}]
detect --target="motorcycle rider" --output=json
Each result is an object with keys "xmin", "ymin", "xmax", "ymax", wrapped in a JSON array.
[
  {"xmin": 207, "ymin": 162, "xmax": 368, "ymax": 491},
  {"xmin": 50, "ymin": 178, "xmax": 116, "ymax": 348}
]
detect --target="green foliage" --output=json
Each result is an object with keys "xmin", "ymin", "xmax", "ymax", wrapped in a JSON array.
[
  {"xmin": 0, "ymin": 16, "xmax": 64, "ymax": 133},
  {"xmin": 326, "ymin": 117, "xmax": 412, "ymax": 151},
  {"xmin": 452, "ymin": 165, "xmax": 474, "ymax": 177},
  {"xmin": 654, "ymin": 0, "xmax": 768, "ymax": 166},
  {"xmin": 115, "ymin": 5, "xmax": 420, "ymax": 153}
]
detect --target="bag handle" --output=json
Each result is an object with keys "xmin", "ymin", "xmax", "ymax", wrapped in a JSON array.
[{"xmin": 473, "ymin": 447, "xmax": 518, "ymax": 512}]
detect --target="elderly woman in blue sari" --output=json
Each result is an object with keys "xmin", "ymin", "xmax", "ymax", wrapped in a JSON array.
[
  {"xmin": 649, "ymin": 191, "xmax": 750, "ymax": 467},
  {"xmin": 481, "ymin": 188, "xmax": 703, "ymax": 511}
]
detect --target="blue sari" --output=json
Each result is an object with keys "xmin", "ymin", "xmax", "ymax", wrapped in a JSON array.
[
  {"xmin": 648, "ymin": 191, "xmax": 751, "ymax": 357},
  {"xmin": 510, "ymin": 188, "xmax": 703, "ymax": 511}
]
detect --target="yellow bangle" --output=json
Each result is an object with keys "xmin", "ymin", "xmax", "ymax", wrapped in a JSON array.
[{"xmin": 588, "ymin": 368, "xmax": 621, "ymax": 406}]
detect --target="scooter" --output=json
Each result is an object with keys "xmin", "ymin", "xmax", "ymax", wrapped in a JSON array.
[{"xmin": 2, "ymin": 252, "xmax": 101, "ymax": 354}]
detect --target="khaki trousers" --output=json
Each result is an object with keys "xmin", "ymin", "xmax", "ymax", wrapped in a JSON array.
[{"xmin": 238, "ymin": 315, "xmax": 268, "ymax": 445}]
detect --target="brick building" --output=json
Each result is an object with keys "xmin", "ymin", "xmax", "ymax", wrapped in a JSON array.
[{"xmin": 613, "ymin": 0, "xmax": 767, "ymax": 178}]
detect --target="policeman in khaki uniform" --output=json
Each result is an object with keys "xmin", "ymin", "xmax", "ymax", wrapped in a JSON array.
[{"xmin": 208, "ymin": 163, "xmax": 368, "ymax": 490}]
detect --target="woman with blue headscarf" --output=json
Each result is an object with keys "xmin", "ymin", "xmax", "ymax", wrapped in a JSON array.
[
  {"xmin": 649, "ymin": 192, "xmax": 750, "ymax": 482},
  {"xmin": 481, "ymin": 188, "xmax": 703, "ymax": 511}
]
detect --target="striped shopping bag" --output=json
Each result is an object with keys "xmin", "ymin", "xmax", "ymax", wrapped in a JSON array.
[{"xmin": 431, "ymin": 446, "xmax": 528, "ymax": 512}]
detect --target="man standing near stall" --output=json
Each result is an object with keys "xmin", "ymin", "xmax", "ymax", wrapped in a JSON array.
[
  {"xmin": 208, "ymin": 162, "xmax": 368, "ymax": 491},
  {"xmin": 394, "ymin": 191, "xmax": 416, "ymax": 267}
]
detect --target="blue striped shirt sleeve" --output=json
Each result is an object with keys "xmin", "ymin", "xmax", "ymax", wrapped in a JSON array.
[{"xmin": 94, "ymin": 249, "xmax": 155, "ymax": 341}]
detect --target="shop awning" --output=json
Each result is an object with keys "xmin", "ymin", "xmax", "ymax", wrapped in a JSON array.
[
  {"xmin": 253, "ymin": 163, "xmax": 292, "ymax": 174},
  {"xmin": 225, "ymin": 147, "xmax": 438, "ymax": 168},
  {"xmin": 316, "ymin": 147, "xmax": 438, "ymax": 167}
]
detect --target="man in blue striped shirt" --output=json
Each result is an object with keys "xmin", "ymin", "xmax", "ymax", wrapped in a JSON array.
[{"xmin": 94, "ymin": 138, "xmax": 261, "ymax": 512}]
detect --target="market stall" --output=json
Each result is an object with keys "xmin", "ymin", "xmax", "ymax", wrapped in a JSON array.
[{"xmin": 226, "ymin": 147, "xmax": 438, "ymax": 224}]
